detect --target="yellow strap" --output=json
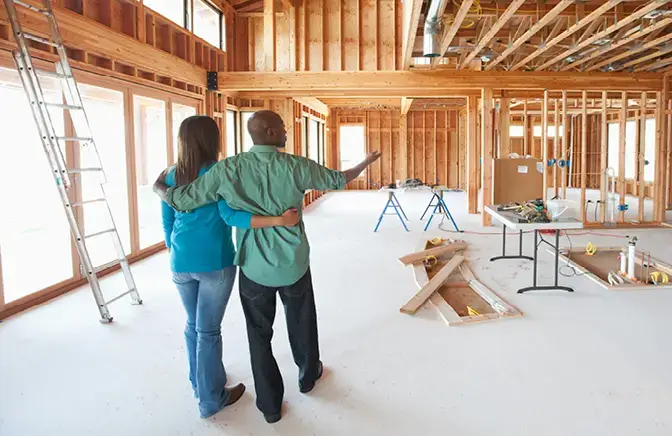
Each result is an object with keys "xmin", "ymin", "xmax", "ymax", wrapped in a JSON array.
[
  {"xmin": 585, "ymin": 242, "xmax": 597, "ymax": 256},
  {"xmin": 424, "ymin": 255, "xmax": 438, "ymax": 267},
  {"xmin": 467, "ymin": 306, "xmax": 481, "ymax": 316},
  {"xmin": 429, "ymin": 237, "xmax": 444, "ymax": 246}
]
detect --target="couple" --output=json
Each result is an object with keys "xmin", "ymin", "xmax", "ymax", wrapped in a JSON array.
[{"xmin": 156, "ymin": 110, "xmax": 381, "ymax": 423}]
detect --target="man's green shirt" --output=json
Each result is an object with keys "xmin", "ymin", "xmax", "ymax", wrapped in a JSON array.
[{"xmin": 166, "ymin": 145, "xmax": 346, "ymax": 287}]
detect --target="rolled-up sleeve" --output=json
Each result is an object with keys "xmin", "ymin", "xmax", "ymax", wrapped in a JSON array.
[
  {"xmin": 167, "ymin": 160, "xmax": 232, "ymax": 211},
  {"xmin": 299, "ymin": 158, "xmax": 347, "ymax": 191}
]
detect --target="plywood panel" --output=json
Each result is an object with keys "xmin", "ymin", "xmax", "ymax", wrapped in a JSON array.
[
  {"xmin": 359, "ymin": 0, "xmax": 377, "ymax": 71},
  {"xmin": 379, "ymin": 0, "xmax": 395, "ymax": 71},
  {"xmin": 342, "ymin": 0, "xmax": 360, "ymax": 71},
  {"xmin": 276, "ymin": 13, "xmax": 291, "ymax": 71},
  {"xmin": 425, "ymin": 111, "xmax": 435, "ymax": 184},
  {"xmin": 307, "ymin": 0, "xmax": 324, "ymax": 71},
  {"xmin": 324, "ymin": 0, "xmax": 341, "ymax": 71}
]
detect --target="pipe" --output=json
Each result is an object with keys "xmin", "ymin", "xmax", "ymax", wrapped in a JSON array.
[{"xmin": 423, "ymin": 0, "xmax": 450, "ymax": 57}]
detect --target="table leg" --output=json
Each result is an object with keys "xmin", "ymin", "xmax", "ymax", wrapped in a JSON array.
[
  {"xmin": 490, "ymin": 225, "xmax": 533, "ymax": 262},
  {"xmin": 518, "ymin": 230, "xmax": 574, "ymax": 293}
]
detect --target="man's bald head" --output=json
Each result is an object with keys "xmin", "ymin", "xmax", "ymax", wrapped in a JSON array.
[{"xmin": 247, "ymin": 110, "xmax": 287, "ymax": 148}]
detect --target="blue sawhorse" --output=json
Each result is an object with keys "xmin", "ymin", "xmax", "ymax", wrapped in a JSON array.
[
  {"xmin": 421, "ymin": 190, "xmax": 461, "ymax": 232},
  {"xmin": 374, "ymin": 190, "xmax": 409, "ymax": 232}
]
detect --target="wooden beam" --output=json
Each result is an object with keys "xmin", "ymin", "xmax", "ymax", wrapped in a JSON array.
[
  {"xmin": 398, "ymin": 241, "xmax": 468, "ymax": 266},
  {"xmin": 467, "ymin": 95, "xmax": 478, "ymax": 213},
  {"xmin": 216, "ymin": 71, "xmax": 664, "ymax": 93},
  {"xmin": 485, "ymin": 0, "xmax": 574, "ymax": 70},
  {"xmin": 618, "ymin": 91, "xmax": 626, "ymax": 222},
  {"xmin": 500, "ymin": 98, "xmax": 510, "ymax": 157},
  {"xmin": 638, "ymin": 92, "xmax": 646, "ymax": 222},
  {"xmin": 399, "ymin": 255, "xmax": 464, "ymax": 315},
  {"xmin": 536, "ymin": 0, "xmax": 669, "ymax": 71},
  {"xmin": 635, "ymin": 55, "xmax": 672, "ymax": 73},
  {"xmin": 561, "ymin": 91, "xmax": 568, "ymax": 198},
  {"xmin": 553, "ymin": 98, "xmax": 559, "ymax": 197},
  {"xmin": 430, "ymin": 0, "xmax": 474, "ymax": 69},
  {"xmin": 481, "ymin": 88, "xmax": 494, "ymax": 226},
  {"xmin": 600, "ymin": 91, "xmax": 608, "ymax": 222},
  {"xmin": 623, "ymin": 46, "xmax": 672, "ymax": 71},
  {"xmin": 263, "ymin": 0, "xmax": 276, "ymax": 72},
  {"xmin": 542, "ymin": 90, "xmax": 549, "ymax": 204},
  {"xmin": 511, "ymin": 0, "xmax": 624, "ymax": 71},
  {"xmin": 279, "ymin": 0, "xmax": 295, "ymax": 8},
  {"xmin": 402, "ymin": 0, "xmax": 423, "ymax": 70},
  {"xmin": 460, "ymin": 0, "xmax": 526, "ymax": 70},
  {"xmin": 523, "ymin": 98, "xmax": 528, "ymax": 155},
  {"xmin": 401, "ymin": 97, "xmax": 413, "ymax": 115},
  {"xmin": 400, "ymin": 113, "xmax": 408, "ymax": 180},
  {"xmin": 580, "ymin": 90, "xmax": 587, "ymax": 222},
  {"xmin": 294, "ymin": 97, "xmax": 329, "ymax": 115},
  {"xmin": 573, "ymin": 18, "xmax": 672, "ymax": 72}
]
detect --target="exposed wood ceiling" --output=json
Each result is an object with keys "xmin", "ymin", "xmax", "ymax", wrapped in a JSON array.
[{"xmin": 412, "ymin": 0, "xmax": 672, "ymax": 72}]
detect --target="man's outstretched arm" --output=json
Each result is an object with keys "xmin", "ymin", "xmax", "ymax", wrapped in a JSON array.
[{"xmin": 343, "ymin": 150, "xmax": 382, "ymax": 183}]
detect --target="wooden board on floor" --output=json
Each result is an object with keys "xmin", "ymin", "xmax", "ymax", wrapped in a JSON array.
[
  {"xmin": 400, "ymin": 255, "xmax": 464, "ymax": 315},
  {"xmin": 398, "ymin": 239, "xmax": 468, "ymax": 265},
  {"xmin": 554, "ymin": 247, "xmax": 672, "ymax": 291}
]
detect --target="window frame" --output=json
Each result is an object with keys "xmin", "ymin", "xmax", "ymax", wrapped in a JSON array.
[{"xmin": 192, "ymin": 0, "xmax": 225, "ymax": 50}]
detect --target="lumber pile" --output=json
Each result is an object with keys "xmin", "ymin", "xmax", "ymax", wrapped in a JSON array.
[{"xmin": 398, "ymin": 238, "xmax": 522, "ymax": 326}]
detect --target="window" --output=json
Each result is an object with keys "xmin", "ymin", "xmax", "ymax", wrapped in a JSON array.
[
  {"xmin": 509, "ymin": 125, "xmax": 524, "ymax": 138},
  {"xmin": 533, "ymin": 125, "xmax": 564, "ymax": 137},
  {"xmin": 133, "ymin": 95, "xmax": 168, "ymax": 249},
  {"xmin": 79, "ymin": 84, "xmax": 131, "ymax": 266},
  {"xmin": 194, "ymin": 0, "xmax": 224, "ymax": 49},
  {"xmin": 339, "ymin": 125, "xmax": 366, "ymax": 171},
  {"xmin": 226, "ymin": 110, "xmax": 237, "ymax": 157},
  {"xmin": 607, "ymin": 123, "xmax": 619, "ymax": 174},
  {"xmin": 319, "ymin": 123, "xmax": 326, "ymax": 166},
  {"xmin": 625, "ymin": 120, "xmax": 636, "ymax": 179},
  {"xmin": 309, "ymin": 119, "xmax": 319, "ymax": 162},
  {"xmin": 143, "ymin": 0, "xmax": 186, "ymax": 27},
  {"xmin": 0, "ymin": 67, "xmax": 72, "ymax": 302},
  {"xmin": 241, "ymin": 111, "xmax": 254, "ymax": 152},
  {"xmin": 171, "ymin": 103, "xmax": 198, "ymax": 162}
]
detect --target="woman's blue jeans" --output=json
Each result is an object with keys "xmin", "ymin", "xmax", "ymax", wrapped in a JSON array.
[{"xmin": 172, "ymin": 266, "xmax": 237, "ymax": 418}]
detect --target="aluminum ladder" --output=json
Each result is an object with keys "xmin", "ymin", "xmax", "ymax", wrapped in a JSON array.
[{"xmin": 3, "ymin": 0, "xmax": 142, "ymax": 322}]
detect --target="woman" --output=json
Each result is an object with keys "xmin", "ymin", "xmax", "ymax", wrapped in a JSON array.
[{"xmin": 161, "ymin": 115, "xmax": 299, "ymax": 419}]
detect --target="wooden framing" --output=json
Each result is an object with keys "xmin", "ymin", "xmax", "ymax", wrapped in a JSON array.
[
  {"xmin": 542, "ymin": 90, "xmax": 549, "ymax": 204},
  {"xmin": 580, "ymin": 90, "xmax": 588, "ymax": 222},
  {"xmin": 430, "ymin": 0, "xmax": 474, "ymax": 69},
  {"xmin": 466, "ymin": 95, "xmax": 478, "ymax": 213},
  {"xmin": 561, "ymin": 91, "xmax": 568, "ymax": 198},
  {"xmin": 481, "ymin": 88, "xmax": 494, "ymax": 226},
  {"xmin": 263, "ymin": 0, "xmax": 276, "ymax": 71},
  {"xmin": 600, "ymin": 91, "xmax": 608, "ymax": 222}
]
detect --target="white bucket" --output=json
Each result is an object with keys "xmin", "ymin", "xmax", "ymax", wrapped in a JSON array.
[{"xmin": 546, "ymin": 199, "xmax": 577, "ymax": 221}]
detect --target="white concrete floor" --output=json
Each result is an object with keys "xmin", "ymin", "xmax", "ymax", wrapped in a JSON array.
[{"xmin": 2, "ymin": 190, "xmax": 672, "ymax": 436}]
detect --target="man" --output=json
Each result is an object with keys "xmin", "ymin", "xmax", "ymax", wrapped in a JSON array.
[{"xmin": 154, "ymin": 110, "xmax": 381, "ymax": 423}]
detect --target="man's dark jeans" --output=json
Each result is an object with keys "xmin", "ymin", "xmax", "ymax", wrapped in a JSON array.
[{"xmin": 239, "ymin": 268, "xmax": 321, "ymax": 416}]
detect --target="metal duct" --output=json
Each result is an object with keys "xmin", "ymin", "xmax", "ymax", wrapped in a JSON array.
[{"xmin": 423, "ymin": 0, "xmax": 450, "ymax": 57}]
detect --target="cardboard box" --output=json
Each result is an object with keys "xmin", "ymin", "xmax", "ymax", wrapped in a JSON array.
[{"xmin": 493, "ymin": 158, "xmax": 543, "ymax": 205}]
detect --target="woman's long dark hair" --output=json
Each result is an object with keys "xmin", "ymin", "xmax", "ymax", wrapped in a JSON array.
[{"xmin": 174, "ymin": 115, "xmax": 220, "ymax": 186}]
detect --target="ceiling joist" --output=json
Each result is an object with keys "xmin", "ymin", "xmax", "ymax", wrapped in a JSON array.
[
  {"xmin": 402, "ymin": 0, "xmax": 424, "ymax": 70},
  {"xmin": 430, "ymin": 0, "xmax": 475, "ymax": 69},
  {"xmin": 536, "ymin": 0, "xmax": 669, "ymax": 71}
]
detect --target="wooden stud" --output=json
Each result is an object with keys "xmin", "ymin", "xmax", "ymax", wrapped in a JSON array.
[
  {"xmin": 401, "ymin": 0, "xmax": 422, "ymax": 69},
  {"xmin": 289, "ymin": 3, "xmax": 297, "ymax": 70},
  {"xmin": 654, "ymin": 91, "xmax": 664, "ymax": 221},
  {"xmin": 639, "ymin": 92, "xmax": 646, "ymax": 222},
  {"xmin": 481, "ymin": 88, "xmax": 494, "ymax": 226},
  {"xmin": 542, "ymin": 90, "xmax": 549, "ymax": 204},
  {"xmin": 500, "ymin": 98, "xmax": 510, "ymax": 157},
  {"xmin": 599, "ymin": 90, "xmax": 608, "ymax": 222},
  {"xmin": 400, "ymin": 113, "xmax": 408, "ymax": 179},
  {"xmin": 400, "ymin": 255, "xmax": 464, "ymax": 315},
  {"xmin": 523, "ymin": 98, "xmax": 528, "ymax": 155},
  {"xmin": 467, "ymin": 95, "xmax": 478, "ymax": 214},
  {"xmin": 554, "ymin": 98, "xmax": 559, "ymax": 198},
  {"xmin": 581, "ymin": 90, "xmax": 587, "ymax": 222},
  {"xmin": 400, "ymin": 97, "xmax": 413, "ymax": 115},
  {"xmin": 618, "ymin": 91, "xmax": 627, "ymax": 222},
  {"xmin": 430, "ymin": 0, "xmax": 474, "ymax": 69},
  {"xmin": 561, "ymin": 91, "xmax": 568, "ymax": 198}
]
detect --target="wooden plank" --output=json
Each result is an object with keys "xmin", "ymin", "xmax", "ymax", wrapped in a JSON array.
[
  {"xmin": 554, "ymin": 98, "xmax": 559, "ymax": 198},
  {"xmin": 581, "ymin": 18, "xmax": 672, "ymax": 72},
  {"xmin": 600, "ymin": 91, "xmax": 607, "ymax": 222},
  {"xmin": 324, "ymin": 0, "xmax": 341, "ymax": 71},
  {"xmin": 654, "ymin": 91, "xmax": 663, "ymax": 221},
  {"xmin": 307, "ymin": 0, "xmax": 323, "ymax": 71},
  {"xmin": 429, "ymin": 293, "xmax": 462, "ymax": 326},
  {"xmin": 459, "ymin": 264, "xmax": 522, "ymax": 317},
  {"xmin": 561, "ymin": 92, "xmax": 568, "ymax": 197},
  {"xmin": 400, "ymin": 113, "xmax": 408, "ymax": 179},
  {"xmin": 342, "ymin": 0, "xmax": 360, "ymax": 71},
  {"xmin": 635, "ymin": 56, "xmax": 672, "ymax": 73},
  {"xmin": 289, "ymin": 4, "xmax": 297, "ymax": 70},
  {"xmin": 400, "ymin": 255, "xmax": 464, "ymax": 315},
  {"xmin": 486, "ymin": 0, "xmax": 574, "ymax": 70},
  {"xmin": 460, "ymin": 0, "xmax": 526, "ymax": 69},
  {"xmin": 398, "ymin": 241, "xmax": 468, "ymax": 266},
  {"xmin": 467, "ymin": 96, "xmax": 478, "ymax": 213},
  {"xmin": 216, "ymin": 71, "xmax": 664, "ymax": 94},
  {"xmin": 618, "ymin": 91, "xmax": 626, "ymax": 222},
  {"xmin": 537, "ymin": 0, "xmax": 669, "ymax": 71},
  {"xmin": 400, "ymin": 97, "xmax": 413, "ymax": 115},
  {"xmin": 481, "ymin": 88, "xmax": 494, "ymax": 226},
  {"xmin": 581, "ymin": 90, "xmax": 587, "ymax": 222},
  {"xmin": 379, "ymin": 0, "xmax": 394, "ymax": 71},
  {"xmin": 401, "ymin": 0, "xmax": 422, "ymax": 69},
  {"xmin": 639, "ymin": 92, "xmax": 646, "ymax": 222},
  {"xmin": 430, "ymin": 0, "xmax": 474, "ymax": 69},
  {"xmin": 276, "ymin": 9, "xmax": 290, "ymax": 71},
  {"xmin": 625, "ymin": 46, "xmax": 672, "ymax": 71},
  {"xmin": 542, "ymin": 90, "xmax": 548, "ymax": 204},
  {"xmin": 511, "ymin": 0, "xmax": 624, "ymax": 71},
  {"xmin": 500, "ymin": 98, "xmax": 510, "ymax": 157}
]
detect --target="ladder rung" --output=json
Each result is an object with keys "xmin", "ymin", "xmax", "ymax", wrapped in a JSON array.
[
  {"xmin": 23, "ymin": 32, "xmax": 59, "ymax": 47},
  {"xmin": 105, "ymin": 289, "xmax": 136, "ymax": 306},
  {"xmin": 84, "ymin": 228, "xmax": 116, "ymax": 239},
  {"xmin": 47, "ymin": 103, "xmax": 83, "ymax": 111},
  {"xmin": 92, "ymin": 259, "xmax": 123, "ymax": 273},
  {"xmin": 57, "ymin": 136, "xmax": 92, "ymax": 142},
  {"xmin": 35, "ymin": 69, "xmax": 70, "ymax": 79},
  {"xmin": 13, "ymin": 0, "xmax": 51, "ymax": 15},
  {"xmin": 67, "ymin": 167, "xmax": 102, "ymax": 173},
  {"xmin": 71, "ymin": 198, "xmax": 106, "ymax": 207}
]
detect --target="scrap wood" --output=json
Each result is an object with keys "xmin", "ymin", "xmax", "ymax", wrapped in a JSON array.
[
  {"xmin": 398, "ymin": 241, "xmax": 468, "ymax": 266},
  {"xmin": 458, "ymin": 264, "xmax": 522, "ymax": 318},
  {"xmin": 400, "ymin": 255, "xmax": 464, "ymax": 315}
]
